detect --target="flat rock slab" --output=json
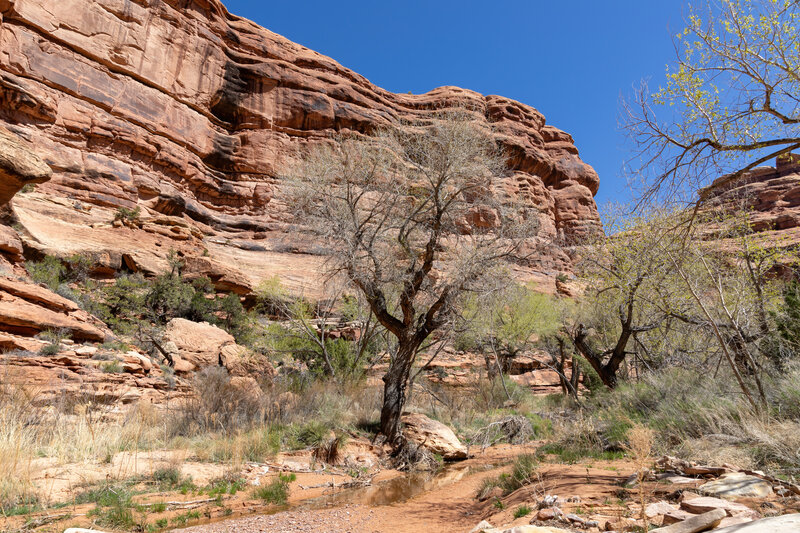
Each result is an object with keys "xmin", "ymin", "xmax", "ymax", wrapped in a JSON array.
[
  {"xmin": 712, "ymin": 514, "xmax": 800, "ymax": 532},
  {"xmin": 680, "ymin": 496, "xmax": 754, "ymax": 516},
  {"xmin": 646, "ymin": 500, "xmax": 679, "ymax": 518},
  {"xmin": 651, "ymin": 508, "xmax": 726, "ymax": 533},
  {"xmin": 699, "ymin": 472, "xmax": 773, "ymax": 499}
]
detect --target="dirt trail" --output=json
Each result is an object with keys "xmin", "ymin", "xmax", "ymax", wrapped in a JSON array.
[{"xmin": 177, "ymin": 444, "xmax": 622, "ymax": 533}]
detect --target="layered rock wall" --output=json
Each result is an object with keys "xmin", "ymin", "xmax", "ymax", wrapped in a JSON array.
[
  {"xmin": 700, "ymin": 154, "xmax": 800, "ymax": 262},
  {"xmin": 0, "ymin": 0, "xmax": 601, "ymax": 291}
]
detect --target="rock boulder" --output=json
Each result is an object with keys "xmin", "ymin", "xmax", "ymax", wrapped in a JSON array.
[{"xmin": 401, "ymin": 412, "xmax": 468, "ymax": 460}]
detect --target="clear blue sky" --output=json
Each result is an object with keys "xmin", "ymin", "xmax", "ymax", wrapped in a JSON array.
[{"xmin": 222, "ymin": 1, "xmax": 690, "ymax": 209}]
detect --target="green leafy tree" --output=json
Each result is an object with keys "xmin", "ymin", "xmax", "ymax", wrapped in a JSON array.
[
  {"xmin": 774, "ymin": 279, "xmax": 800, "ymax": 358},
  {"xmin": 625, "ymin": 0, "xmax": 800, "ymax": 203}
]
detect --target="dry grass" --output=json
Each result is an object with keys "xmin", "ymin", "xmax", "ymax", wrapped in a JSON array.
[
  {"xmin": 0, "ymin": 394, "xmax": 39, "ymax": 511},
  {"xmin": 625, "ymin": 424, "xmax": 654, "ymax": 530},
  {"xmin": 549, "ymin": 366, "xmax": 800, "ymax": 475}
]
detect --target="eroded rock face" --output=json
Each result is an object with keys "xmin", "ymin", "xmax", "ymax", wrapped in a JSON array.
[
  {"xmin": 0, "ymin": 0, "xmax": 601, "ymax": 291},
  {"xmin": 0, "ymin": 335, "xmax": 191, "ymax": 407},
  {"xmin": 0, "ymin": 276, "xmax": 110, "ymax": 341},
  {"xmin": 700, "ymin": 154, "xmax": 800, "ymax": 266},
  {"xmin": 0, "ymin": 126, "xmax": 51, "ymax": 206}
]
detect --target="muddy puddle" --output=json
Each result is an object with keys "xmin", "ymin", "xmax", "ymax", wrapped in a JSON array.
[
  {"xmin": 300, "ymin": 462, "xmax": 496, "ymax": 509},
  {"xmin": 184, "ymin": 461, "xmax": 498, "ymax": 529}
]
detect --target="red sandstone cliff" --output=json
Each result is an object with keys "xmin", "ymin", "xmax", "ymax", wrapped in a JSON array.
[
  {"xmin": 0, "ymin": 0, "xmax": 602, "ymax": 293},
  {"xmin": 700, "ymin": 154, "xmax": 800, "ymax": 262}
]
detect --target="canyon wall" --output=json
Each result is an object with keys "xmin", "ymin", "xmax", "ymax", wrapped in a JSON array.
[
  {"xmin": 700, "ymin": 154, "xmax": 800, "ymax": 266},
  {"xmin": 0, "ymin": 0, "xmax": 602, "ymax": 293}
]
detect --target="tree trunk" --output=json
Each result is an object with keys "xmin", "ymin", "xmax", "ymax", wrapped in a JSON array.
[
  {"xmin": 572, "ymin": 324, "xmax": 624, "ymax": 388},
  {"xmin": 557, "ymin": 338, "xmax": 568, "ymax": 396},
  {"xmin": 569, "ymin": 356, "xmax": 580, "ymax": 399},
  {"xmin": 380, "ymin": 341, "xmax": 418, "ymax": 445}
]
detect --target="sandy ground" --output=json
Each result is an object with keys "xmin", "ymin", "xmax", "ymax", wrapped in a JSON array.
[{"xmin": 175, "ymin": 445, "xmax": 617, "ymax": 533}]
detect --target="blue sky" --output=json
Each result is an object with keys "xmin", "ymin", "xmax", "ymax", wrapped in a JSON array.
[{"xmin": 222, "ymin": 1, "xmax": 690, "ymax": 210}]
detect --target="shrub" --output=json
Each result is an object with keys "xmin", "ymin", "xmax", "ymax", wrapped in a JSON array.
[
  {"xmin": 27, "ymin": 255, "xmax": 64, "ymax": 290},
  {"xmin": 39, "ymin": 343, "xmax": 60, "ymax": 356},
  {"xmin": 64, "ymin": 253, "xmax": 93, "ymax": 284},
  {"xmin": 169, "ymin": 367, "xmax": 265, "ymax": 436},
  {"xmin": 170, "ymin": 510, "xmax": 200, "ymax": 526},
  {"xmin": 287, "ymin": 420, "xmax": 330, "ymax": 449},
  {"xmin": 101, "ymin": 360, "xmax": 123, "ymax": 373},
  {"xmin": 144, "ymin": 272, "xmax": 194, "ymax": 321},
  {"xmin": 513, "ymin": 504, "xmax": 532, "ymax": 518},
  {"xmin": 152, "ymin": 467, "xmax": 183, "ymax": 488},
  {"xmin": 477, "ymin": 454, "xmax": 538, "ymax": 498},
  {"xmin": 82, "ymin": 484, "xmax": 139, "ymax": 530},
  {"xmin": 114, "ymin": 206, "xmax": 141, "ymax": 223},
  {"xmin": 253, "ymin": 474, "xmax": 294, "ymax": 505},
  {"xmin": 206, "ymin": 477, "xmax": 246, "ymax": 497}
]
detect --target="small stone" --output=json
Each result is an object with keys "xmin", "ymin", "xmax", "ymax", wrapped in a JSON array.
[
  {"xmin": 662, "ymin": 509, "xmax": 697, "ymax": 525},
  {"xmin": 537, "ymin": 508, "xmax": 557, "ymax": 521}
]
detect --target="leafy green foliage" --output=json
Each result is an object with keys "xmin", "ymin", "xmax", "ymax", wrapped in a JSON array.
[
  {"xmin": 114, "ymin": 206, "xmax": 141, "ymax": 223},
  {"xmin": 513, "ymin": 505, "xmax": 532, "ymax": 518},
  {"xmin": 27, "ymin": 256, "xmax": 64, "ymax": 291},
  {"xmin": 775, "ymin": 280, "xmax": 800, "ymax": 356},
  {"xmin": 38, "ymin": 343, "xmax": 60, "ymax": 356},
  {"xmin": 100, "ymin": 360, "xmax": 123, "ymax": 373},
  {"xmin": 477, "ymin": 454, "xmax": 538, "ymax": 498},
  {"xmin": 253, "ymin": 473, "xmax": 295, "ymax": 505},
  {"xmin": 460, "ymin": 284, "xmax": 562, "ymax": 366}
]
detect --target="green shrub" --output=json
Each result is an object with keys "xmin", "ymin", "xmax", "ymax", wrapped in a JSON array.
[
  {"xmin": 253, "ymin": 474, "xmax": 294, "ymax": 505},
  {"xmin": 170, "ymin": 510, "xmax": 200, "ymax": 526},
  {"xmin": 27, "ymin": 256, "xmax": 64, "ymax": 290},
  {"xmin": 513, "ymin": 504, "xmax": 532, "ymax": 518},
  {"xmin": 81, "ymin": 484, "xmax": 139, "ymax": 530},
  {"xmin": 477, "ymin": 454, "xmax": 538, "ymax": 498},
  {"xmin": 114, "ymin": 206, "xmax": 141, "ymax": 223},
  {"xmin": 39, "ymin": 343, "xmax": 60, "ymax": 356},
  {"xmin": 287, "ymin": 421, "xmax": 330, "ymax": 449},
  {"xmin": 101, "ymin": 360, "xmax": 123, "ymax": 373},
  {"xmin": 206, "ymin": 478, "xmax": 246, "ymax": 497},
  {"xmin": 152, "ymin": 467, "xmax": 183, "ymax": 488},
  {"xmin": 144, "ymin": 272, "xmax": 194, "ymax": 321}
]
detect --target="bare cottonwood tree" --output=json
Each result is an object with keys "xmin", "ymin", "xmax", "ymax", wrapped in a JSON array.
[
  {"xmin": 289, "ymin": 110, "xmax": 538, "ymax": 445},
  {"xmin": 625, "ymin": 0, "xmax": 800, "ymax": 205}
]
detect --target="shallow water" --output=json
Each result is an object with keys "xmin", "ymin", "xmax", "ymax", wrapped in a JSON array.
[
  {"xmin": 181, "ymin": 460, "xmax": 499, "ymax": 530},
  {"xmin": 299, "ymin": 461, "xmax": 494, "ymax": 509}
]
